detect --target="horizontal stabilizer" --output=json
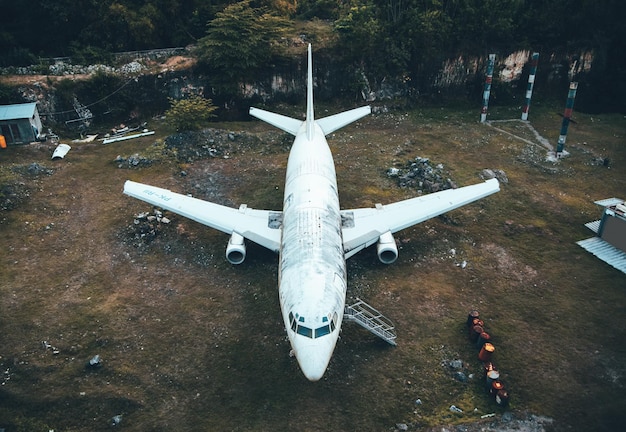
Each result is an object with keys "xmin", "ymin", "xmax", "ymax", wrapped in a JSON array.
[
  {"xmin": 249, "ymin": 107, "xmax": 302, "ymax": 136},
  {"xmin": 317, "ymin": 106, "xmax": 371, "ymax": 136}
]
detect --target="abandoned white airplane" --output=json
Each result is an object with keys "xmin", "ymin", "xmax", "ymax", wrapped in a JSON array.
[{"xmin": 123, "ymin": 44, "xmax": 500, "ymax": 381}]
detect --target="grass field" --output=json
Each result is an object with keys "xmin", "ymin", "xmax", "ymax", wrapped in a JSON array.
[{"xmin": 0, "ymin": 102, "xmax": 625, "ymax": 431}]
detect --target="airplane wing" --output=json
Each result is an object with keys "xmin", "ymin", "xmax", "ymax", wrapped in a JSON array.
[
  {"xmin": 341, "ymin": 178, "xmax": 499, "ymax": 258},
  {"xmin": 123, "ymin": 180, "xmax": 282, "ymax": 253}
]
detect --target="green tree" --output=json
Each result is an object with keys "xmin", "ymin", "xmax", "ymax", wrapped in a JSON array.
[
  {"xmin": 296, "ymin": 0, "xmax": 339, "ymax": 19},
  {"xmin": 165, "ymin": 96, "xmax": 218, "ymax": 131},
  {"xmin": 334, "ymin": 0, "xmax": 382, "ymax": 62},
  {"xmin": 196, "ymin": 0, "xmax": 290, "ymax": 94}
]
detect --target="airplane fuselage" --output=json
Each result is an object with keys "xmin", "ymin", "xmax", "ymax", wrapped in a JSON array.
[
  {"xmin": 123, "ymin": 44, "xmax": 500, "ymax": 383},
  {"xmin": 278, "ymin": 121, "xmax": 346, "ymax": 381}
]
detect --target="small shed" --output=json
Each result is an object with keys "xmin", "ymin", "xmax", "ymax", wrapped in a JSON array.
[
  {"xmin": 577, "ymin": 198, "xmax": 626, "ymax": 274},
  {"xmin": 0, "ymin": 102, "xmax": 43, "ymax": 145}
]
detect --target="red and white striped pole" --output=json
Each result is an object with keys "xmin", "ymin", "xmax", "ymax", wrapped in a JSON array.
[
  {"xmin": 521, "ymin": 52, "xmax": 539, "ymax": 120},
  {"xmin": 480, "ymin": 54, "xmax": 496, "ymax": 123},
  {"xmin": 556, "ymin": 81, "xmax": 578, "ymax": 157}
]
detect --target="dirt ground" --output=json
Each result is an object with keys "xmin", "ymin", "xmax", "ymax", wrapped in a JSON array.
[{"xmin": 1, "ymin": 106, "xmax": 625, "ymax": 431}]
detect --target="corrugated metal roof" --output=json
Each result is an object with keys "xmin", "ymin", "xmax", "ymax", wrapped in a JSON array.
[
  {"xmin": 0, "ymin": 102, "xmax": 37, "ymax": 121},
  {"xmin": 577, "ymin": 236, "xmax": 626, "ymax": 275},
  {"xmin": 585, "ymin": 220, "xmax": 601, "ymax": 234},
  {"xmin": 594, "ymin": 198, "xmax": 624, "ymax": 207}
]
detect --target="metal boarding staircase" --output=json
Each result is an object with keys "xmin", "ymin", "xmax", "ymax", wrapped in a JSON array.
[{"xmin": 344, "ymin": 299, "xmax": 397, "ymax": 346}]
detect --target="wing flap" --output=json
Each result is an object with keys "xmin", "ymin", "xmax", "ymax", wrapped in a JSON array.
[
  {"xmin": 124, "ymin": 180, "xmax": 281, "ymax": 252},
  {"xmin": 342, "ymin": 178, "xmax": 499, "ymax": 258}
]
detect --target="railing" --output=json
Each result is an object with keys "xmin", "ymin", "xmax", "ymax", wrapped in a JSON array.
[{"xmin": 345, "ymin": 299, "xmax": 397, "ymax": 346}]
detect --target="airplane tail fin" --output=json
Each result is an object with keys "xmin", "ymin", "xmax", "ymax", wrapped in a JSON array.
[
  {"xmin": 248, "ymin": 44, "xmax": 315, "ymax": 138},
  {"xmin": 249, "ymin": 43, "xmax": 371, "ymax": 138},
  {"xmin": 306, "ymin": 43, "xmax": 371, "ymax": 136},
  {"xmin": 305, "ymin": 44, "xmax": 315, "ymax": 140}
]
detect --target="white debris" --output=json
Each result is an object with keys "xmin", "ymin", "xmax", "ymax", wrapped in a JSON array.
[
  {"xmin": 387, "ymin": 167, "xmax": 400, "ymax": 177},
  {"xmin": 449, "ymin": 405, "xmax": 463, "ymax": 413},
  {"xmin": 51, "ymin": 143, "xmax": 71, "ymax": 159}
]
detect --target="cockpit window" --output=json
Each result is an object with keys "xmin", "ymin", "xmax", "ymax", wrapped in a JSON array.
[
  {"xmin": 315, "ymin": 325, "xmax": 331, "ymax": 338},
  {"xmin": 297, "ymin": 325, "xmax": 313, "ymax": 338},
  {"xmin": 289, "ymin": 312, "xmax": 297, "ymax": 331},
  {"xmin": 289, "ymin": 311, "xmax": 338, "ymax": 339}
]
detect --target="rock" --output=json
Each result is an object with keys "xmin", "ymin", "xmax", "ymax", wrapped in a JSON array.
[
  {"xmin": 87, "ymin": 354, "xmax": 102, "ymax": 369},
  {"xmin": 481, "ymin": 169, "xmax": 496, "ymax": 179},
  {"xmin": 454, "ymin": 371, "xmax": 468, "ymax": 382},
  {"xmin": 449, "ymin": 359, "xmax": 463, "ymax": 369},
  {"xmin": 115, "ymin": 153, "xmax": 154, "ymax": 168},
  {"xmin": 493, "ymin": 169, "xmax": 509, "ymax": 184},
  {"xmin": 120, "ymin": 61, "xmax": 144, "ymax": 74},
  {"xmin": 501, "ymin": 411, "xmax": 514, "ymax": 422},
  {"xmin": 393, "ymin": 156, "xmax": 455, "ymax": 193},
  {"xmin": 482, "ymin": 168, "xmax": 509, "ymax": 184},
  {"xmin": 23, "ymin": 163, "xmax": 53, "ymax": 177},
  {"xmin": 164, "ymin": 128, "xmax": 263, "ymax": 163},
  {"xmin": 387, "ymin": 167, "xmax": 400, "ymax": 177}
]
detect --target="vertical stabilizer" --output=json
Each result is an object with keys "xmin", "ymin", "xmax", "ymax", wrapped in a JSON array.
[
  {"xmin": 250, "ymin": 43, "xmax": 370, "ymax": 138},
  {"xmin": 306, "ymin": 44, "xmax": 314, "ymax": 140}
]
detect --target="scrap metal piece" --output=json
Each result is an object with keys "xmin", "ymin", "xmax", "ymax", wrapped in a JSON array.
[{"xmin": 51, "ymin": 143, "xmax": 71, "ymax": 159}]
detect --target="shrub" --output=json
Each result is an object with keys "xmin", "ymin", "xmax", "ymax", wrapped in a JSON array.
[{"xmin": 165, "ymin": 96, "xmax": 217, "ymax": 132}]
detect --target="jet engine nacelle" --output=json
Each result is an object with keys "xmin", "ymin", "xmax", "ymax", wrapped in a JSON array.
[
  {"xmin": 376, "ymin": 231, "xmax": 398, "ymax": 264},
  {"xmin": 226, "ymin": 232, "xmax": 246, "ymax": 265}
]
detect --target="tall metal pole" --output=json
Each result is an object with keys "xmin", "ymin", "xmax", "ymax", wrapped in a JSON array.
[
  {"xmin": 556, "ymin": 81, "xmax": 578, "ymax": 157},
  {"xmin": 480, "ymin": 54, "xmax": 496, "ymax": 123},
  {"xmin": 521, "ymin": 52, "xmax": 539, "ymax": 121}
]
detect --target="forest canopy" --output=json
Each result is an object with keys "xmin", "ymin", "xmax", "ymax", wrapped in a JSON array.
[{"xmin": 1, "ymin": 0, "xmax": 625, "ymax": 112}]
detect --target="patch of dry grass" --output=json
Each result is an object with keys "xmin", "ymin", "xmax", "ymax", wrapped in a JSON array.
[{"xmin": 1, "ymin": 105, "xmax": 625, "ymax": 431}]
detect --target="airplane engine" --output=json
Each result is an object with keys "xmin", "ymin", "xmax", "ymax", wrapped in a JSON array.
[
  {"xmin": 226, "ymin": 232, "xmax": 246, "ymax": 265},
  {"xmin": 376, "ymin": 231, "xmax": 398, "ymax": 264}
]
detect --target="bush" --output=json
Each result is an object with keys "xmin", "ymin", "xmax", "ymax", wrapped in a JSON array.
[{"xmin": 165, "ymin": 96, "xmax": 217, "ymax": 132}]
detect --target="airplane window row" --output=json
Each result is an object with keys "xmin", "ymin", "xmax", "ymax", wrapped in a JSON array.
[{"xmin": 289, "ymin": 312, "xmax": 338, "ymax": 339}]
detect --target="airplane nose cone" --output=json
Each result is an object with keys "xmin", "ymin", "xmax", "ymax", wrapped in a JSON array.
[{"xmin": 294, "ymin": 343, "xmax": 333, "ymax": 381}]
